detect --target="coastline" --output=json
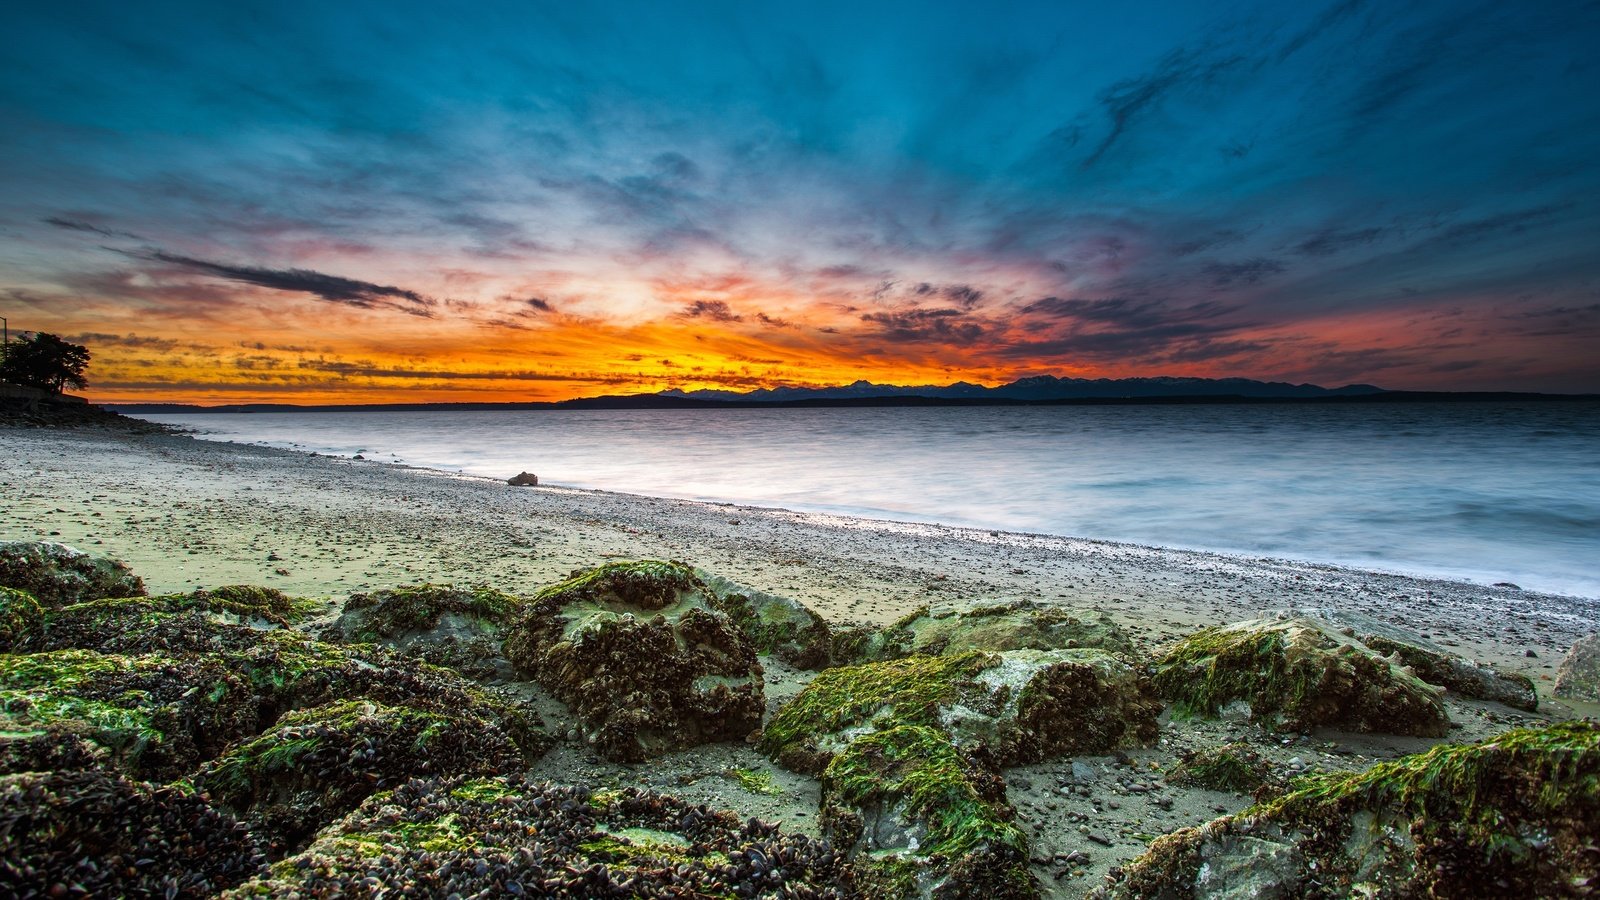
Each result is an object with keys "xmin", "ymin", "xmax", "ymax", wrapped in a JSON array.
[{"xmin": 2, "ymin": 424, "xmax": 1593, "ymax": 687}]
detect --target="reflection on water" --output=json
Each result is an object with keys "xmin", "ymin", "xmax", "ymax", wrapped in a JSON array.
[{"xmin": 144, "ymin": 402, "xmax": 1600, "ymax": 597}]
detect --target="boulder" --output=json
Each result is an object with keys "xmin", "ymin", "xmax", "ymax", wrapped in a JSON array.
[
  {"xmin": 1555, "ymin": 633, "xmax": 1600, "ymax": 703},
  {"xmin": 1165, "ymin": 742, "xmax": 1284, "ymax": 796},
  {"xmin": 1295, "ymin": 607, "xmax": 1538, "ymax": 711},
  {"xmin": 502, "ymin": 560, "xmax": 764, "ymax": 762},
  {"xmin": 0, "ymin": 633, "xmax": 548, "ymax": 779},
  {"xmin": 763, "ymin": 649, "xmax": 1158, "ymax": 899},
  {"xmin": 698, "ymin": 570, "xmax": 839, "ymax": 668},
  {"xmin": 0, "ymin": 540, "xmax": 144, "ymax": 607},
  {"xmin": 0, "ymin": 769, "xmax": 266, "ymax": 897},
  {"xmin": 0, "ymin": 586, "xmax": 42, "ymax": 652},
  {"xmin": 25, "ymin": 586, "xmax": 320, "ymax": 655},
  {"xmin": 323, "ymin": 583, "xmax": 526, "ymax": 680},
  {"xmin": 764, "ymin": 648, "xmax": 1160, "ymax": 775},
  {"xmin": 843, "ymin": 599, "xmax": 1139, "ymax": 664},
  {"xmin": 1153, "ymin": 617, "xmax": 1450, "ymax": 736},
  {"xmin": 194, "ymin": 699, "xmax": 525, "ymax": 854},
  {"xmin": 226, "ymin": 775, "xmax": 857, "ymax": 898},
  {"xmin": 1096, "ymin": 721, "xmax": 1600, "ymax": 899},
  {"xmin": 507, "ymin": 471, "xmax": 539, "ymax": 486}
]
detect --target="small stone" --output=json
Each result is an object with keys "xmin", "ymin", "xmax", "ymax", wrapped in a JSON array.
[{"xmin": 507, "ymin": 472, "xmax": 540, "ymax": 486}]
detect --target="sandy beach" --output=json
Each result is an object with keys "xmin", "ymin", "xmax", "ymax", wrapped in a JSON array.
[{"xmin": 4, "ymin": 423, "xmax": 1598, "ymax": 897}]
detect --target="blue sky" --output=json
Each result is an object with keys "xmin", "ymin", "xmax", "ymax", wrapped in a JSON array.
[{"xmin": 2, "ymin": 0, "xmax": 1597, "ymax": 400}]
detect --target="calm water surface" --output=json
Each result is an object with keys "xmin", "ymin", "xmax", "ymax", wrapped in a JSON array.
[{"xmin": 144, "ymin": 402, "xmax": 1600, "ymax": 597}]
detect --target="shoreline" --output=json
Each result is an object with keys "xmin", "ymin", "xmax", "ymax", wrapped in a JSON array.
[
  {"xmin": 2, "ymin": 425, "xmax": 1595, "ymax": 687},
  {"xmin": 161, "ymin": 421, "xmax": 1600, "ymax": 601}
]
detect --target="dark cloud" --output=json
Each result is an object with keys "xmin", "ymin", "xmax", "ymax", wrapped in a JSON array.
[
  {"xmin": 680, "ymin": 299, "xmax": 743, "ymax": 322},
  {"xmin": 63, "ymin": 332, "xmax": 181, "ymax": 350},
  {"xmin": 1008, "ymin": 296, "xmax": 1252, "ymax": 360},
  {"xmin": 134, "ymin": 251, "xmax": 437, "ymax": 316},
  {"xmin": 1020, "ymin": 296, "xmax": 1239, "ymax": 329},
  {"xmin": 521, "ymin": 296, "xmax": 553, "ymax": 312},
  {"xmin": 1203, "ymin": 258, "xmax": 1286, "ymax": 287},
  {"xmin": 755, "ymin": 312, "xmax": 793, "ymax": 328},
  {"xmin": 1431, "ymin": 204, "xmax": 1569, "ymax": 248},
  {"xmin": 1277, "ymin": 0, "xmax": 1369, "ymax": 61},
  {"xmin": 860, "ymin": 307, "xmax": 985, "ymax": 343},
  {"xmin": 1083, "ymin": 47, "xmax": 1247, "ymax": 168},
  {"xmin": 42, "ymin": 216, "xmax": 141, "ymax": 240},
  {"xmin": 1294, "ymin": 226, "xmax": 1386, "ymax": 256},
  {"xmin": 1173, "ymin": 230, "xmax": 1248, "ymax": 257}
]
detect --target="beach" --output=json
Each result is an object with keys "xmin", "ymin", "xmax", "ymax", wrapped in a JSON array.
[
  {"xmin": 4, "ymin": 423, "xmax": 1598, "ymax": 897},
  {"xmin": 2, "ymin": 425, "xmax": 1593, "ymax": 680}
]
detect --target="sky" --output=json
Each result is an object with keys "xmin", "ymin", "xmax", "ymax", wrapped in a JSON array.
[{"xmin": 1, "ymin": 0, "xmax": 1597, "ymax": 403}]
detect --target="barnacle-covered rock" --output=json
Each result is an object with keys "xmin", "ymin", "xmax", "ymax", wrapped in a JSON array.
[
  {"xmin": 227, "ymin": 776, "xmax": 857, "ymax": 898},
  {"xmin": 699, "ymin": 570, "xmax": 840, "ymax": 669},
  {"xmin": 195, "ymin": 700, "xmax": 524, "ymax": 854},
  {"xmin": 1554, "ymin": 633, "xmax": 1600, "ymax": 703},
  {"xmin": 503, "ymin": 560, "xmax": 764, "ymax": 762},
  {"xmin": 0, "ymin": 586, "xmax": 43, "ymax": 652},
  {"xmin": 1295, "ymin": 608, "xmax": 1538, "ymax": 711},
  {"xmin": 24, "ymin": 586, "xmax": 320, "ymax": 655},
  {"xmin": 1164, "ymin": 742, "xmax": 1285, "ymax": 796},
  {"xmin": 0, "ymin": 721, "xmax": 111, "ymax": 775},
  {"xmin": 0, "ymin": 540, "xmax": 144, "ymax": 607},
  {"xmin": 0, "ymin": 634, "xmax": 548, "ymax": 779},
  {"xmin": 1096, "ymin": 721, "xmax": 1600, "ymax": 899},
  {"xmin": 322, "ymin": 582, "xmax": 524, "ymax": 680},
  {"xmin": 763, "ymin": 649, "xmax": 1159, "ymax": 774},
  {"xmin": 0, "ymin": 769, "xmax": 266, "ymax": 897},
  {"xmin": 1153, "ymin": 617, "xmax": 1450, "ymax": 736},
  {"xmin": 0, "ymin": 649, "xmax": 262, "ymax": 779},
  {"xmin": 844, "ymin": 599, "xmax": 1139, "ymax": 664}
]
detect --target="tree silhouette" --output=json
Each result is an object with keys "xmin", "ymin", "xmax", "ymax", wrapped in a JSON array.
[{"xmin": 0, "ymin": 333, "xmax": 90, "ymax": 393}]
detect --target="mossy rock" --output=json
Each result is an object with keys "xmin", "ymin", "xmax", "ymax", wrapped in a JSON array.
[
  {"xmin": 1097, "ymin": 721, "xmax": 1600, "ymax": 899},
  {"xmin": 1294, "ymin": 608, "xmax": 1538, "ymax": 711},
  {"xmin": 0, "ymin": 649, "xmax": 265, "ymax": 779},
  {"xmin": 0, "ymin": 634, "xmax": 549, "ymax": 778},
  {"xmin": 698, "ymin": 570, "xmax": 840, "ymax": 669},
  {"xmin": 850, "ymin": 600, "xmax": 1139, "ymax": 664},
  {"xmin": 1153, "ymin": 617, "xmax": 1450, "ymax": 736},
  {"xmin": 0, "ymin": 721, "xmax": 112, "ymax": 775},
  {"xmin": 0, "ymin": 586, "xmax": 43, "ymax": 652},
  {"xmin": 0, "ymin": 540, "xmax": 145, "ymax": 607},
  {"xmin": 1165, "ymin": 742, "xmax": 1284, "ymax": 796},
  {"xmin": 323, "ymin": 583, "xmax": 524, "ymax": 680},
  {"xmin": 763, "ymin": 648, "xmax": 1159, "ymax": 774},
  {"xmin": 503, "ymin": 560, "xmax": 764, "ymax": 763},
  {"xmin": 226, "ymin": 775, "xmax": 857, "ymax": 898},
  {"xmin": 24, "ymin": 587, "xmax": 318, "ymax": 655},
  {"xmin": 1555, "ymin": 633, "xmax": 1600, "ymax": 703},
  {"xmin": 0, "ymin": 769, "xmax": 266, "ymax": 897},
  {"xmin": 822, "ymin": 725, "xmax": 1036, "ymax": 900},
  {"xmin": 195, "ymin": 700, "xmax": 525, "ymax": 855}
]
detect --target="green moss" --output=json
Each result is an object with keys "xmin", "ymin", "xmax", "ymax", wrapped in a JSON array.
[
  {"xmin": 0, "ymin": 586, "xmax": 43, "ymax": 650},
  {"xmin": 1166, "ymin": 743, "xmax": 1280, "ymax": 795},
  {"xmin": 762, "ymin": 651, "xmax": 997, "ymax": 769},
  {"xmin": 449, "ymin": 778, "xmax": 516, "ymax": 803},
  {"xmin": 530, "ymin": 560, "xmax": 702, "ymax": 613},
  {"xmin": 0, "ymin": 650, "xmax": 158, "ymax": 746},
  {"xmin": 825, "ymin": 724, "xmax": 1025, "ymax": 862},
  {"xmin": 343, "ymin": 583, "xmax": 523, "ymax": 636},
  {"xmin": 725, "ymin": 766, "xmax": 782, "ymax": 795}
]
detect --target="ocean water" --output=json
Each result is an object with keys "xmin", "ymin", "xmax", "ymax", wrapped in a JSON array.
[{"xmin": 143, "ymin": 402, "xmax": 1600, "ymax": 598}]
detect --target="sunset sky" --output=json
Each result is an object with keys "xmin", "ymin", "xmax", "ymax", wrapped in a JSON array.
[{"xmin": 2, "ymin": 0, "xmax": 1597, "ymax": 403}]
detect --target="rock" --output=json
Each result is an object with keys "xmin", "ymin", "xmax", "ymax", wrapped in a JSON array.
[
  {"xmin": 323, "ymin": 583, "xmax": 526, "ymax": 680},
  {"xmin": 0, "ymin": 586, "xmax": 43, "ymax": 652},
  {"xmin": 24, "ymin": 586, "xmax": 319, "ymax": 655},
  {"xmin": 1096, "ymin": 721, "xmax": 1600, "ymax": 899},
  {"xmin": 506, "ymin": 471, "xmax": 539, "ymax": 486},
  {"xmin": 1555, "ymin": 633, "xmax": 1600, "ymax": 702},
  {"xmin": 841, "ymin": 599, "xmax": 1138, "ymax": 664},
  {"xmin": 1165, "ymin": 743, "xmax": 1284, "ymax": 796},
  {"xmin": 697, "ymin": 571, "xmax": 839, "ymax": 669},
  {"xmin": 763, "ymin": 648, "xmax": 1160, "ymax": 775},
  {"xmin": 0, "ymin": 633, "xmax": 549, "ymax": 779},
  {"xmin": 228, "ymin": 775, "xmax": 857, "ymax": 898},
  {"xmin": 1153, "ymin": 617, "xmax": 1450, "ymax": 736},
  {"xmin": 502, "ymin": 560, "xmax": 764, "ymax": 763},
  {"xmin": 763, "ymin": 649, "xmax": 1157, "ymax": 899},
  {"xmin": 0, "ymin": 770, "xmax": 266, "ymax": 897},
  {"xmin": 0, "ymin": 541, "xmax": 145, "ymax": 607},
  {"xmin": 1294, "ymin": 608, "xmax": 1537, "ymax": 711},
  {"xmin": 194, "ymin": 699, "xmax": 525, "ymax": 854}
]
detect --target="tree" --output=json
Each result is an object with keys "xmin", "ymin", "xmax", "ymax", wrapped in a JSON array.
[{"xmin": 0, "ymin": 332, "xmax": 90, "ymax": 394}]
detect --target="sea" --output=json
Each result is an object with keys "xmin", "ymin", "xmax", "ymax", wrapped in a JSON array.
[{"xmin": 142, "ymin": 401, "xmax": 1600, "ymax": 598}]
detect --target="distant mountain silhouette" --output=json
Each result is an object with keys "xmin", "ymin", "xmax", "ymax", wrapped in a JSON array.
[{"xmin": 658, "ymin": 375, "xmax": 1386, "ymax": 403}]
